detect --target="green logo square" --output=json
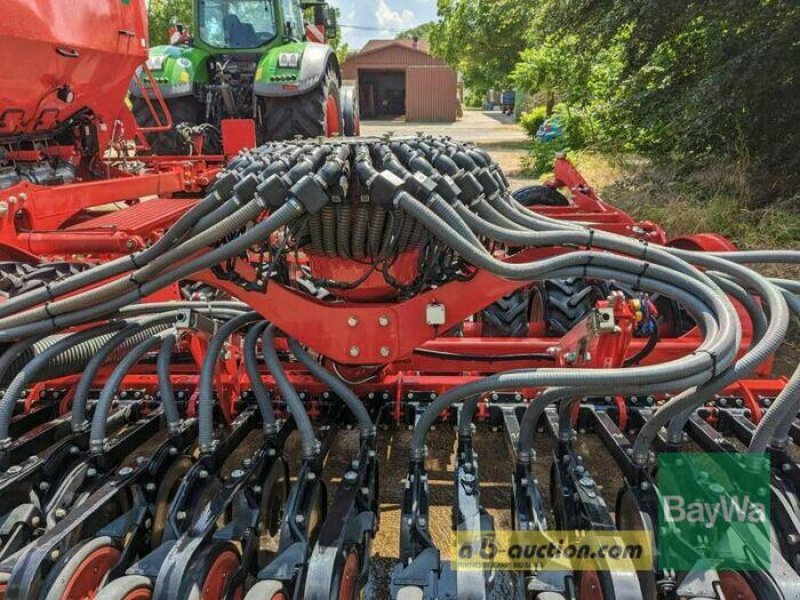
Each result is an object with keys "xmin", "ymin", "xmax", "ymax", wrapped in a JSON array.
[{"xmin": 657, "ymin": 452, "xmax": 771, "ymax": 571}]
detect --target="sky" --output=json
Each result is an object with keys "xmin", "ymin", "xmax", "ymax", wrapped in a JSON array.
[{"xmin": 331, "ymin": 0, "xmax": 438, "ymax": 50}]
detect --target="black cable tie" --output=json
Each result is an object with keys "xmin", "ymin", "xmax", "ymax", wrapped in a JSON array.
[
  {"xmin": 635, "ymin": 262, "xmax": 650, "ymax": 291},
  {"xmin": 43, "ymin": 302, "xmax": 55, "ymax": 318},
  {"xmin": 43, "ymin": 282, "xmax": 56, "ymax": 302},
  {"xmin": 586, "ymin": 229, "xmax": 595, "ymax": 251},
  {"xmin": 583, "ymin": 255, "xmax": 595, "ymax": 278},
  {"xmin": 638, "ymin": 240, "xmax": 650, "ymax": 261},
  {"xmin": 695, "ymin": 349, "xmax": 719, "ymax": 377}
]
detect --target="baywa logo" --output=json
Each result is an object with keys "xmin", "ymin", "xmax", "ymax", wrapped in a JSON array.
[
  {"xmin": 658, "ymin": 453, "xmax": 771, "ymax": 571},
  {"xmin": 661, "ymin": 494, "xmax": 767, "ymax": 529}
]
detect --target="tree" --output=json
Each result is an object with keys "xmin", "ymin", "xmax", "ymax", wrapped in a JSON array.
[
  {"xmin": 147, "ymin": 0, "xmax": 192, "ymax": 46},
  {"xmin": 397, "ymin": 22, "xmax": 433, "ymax": 41},
  {"xmin": 430, "ymin": 0, "xmax": 535, "ymax": 95}
]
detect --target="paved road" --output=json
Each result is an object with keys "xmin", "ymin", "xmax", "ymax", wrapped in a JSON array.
[{"xmin": 361, "ymin": 109, "xmax": 528, "ymax": 145}]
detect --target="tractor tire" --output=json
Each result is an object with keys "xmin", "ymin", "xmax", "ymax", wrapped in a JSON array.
[
  {"xmin": 259, "ymin": 67, "xmax": 343, "ymax": 141},
  {"xmin": 340, "ymin": 85, "xmax": 360, "ymax": 137},
  {"xmin": 481, "ymin": 288, "xmax": 532, "ymax": 337},
  {"xmin": 132, "ymin": 95, "xmax": 202, "ymax": 155},
  {"xmin": 513, "ymin": 185, "xmax": 570, "ymax": 207},
  {"xmin": 532, "ymin": 278, "xmax": 595, "ymax": 336},
  {"xmin": 0, "ymin": 261, "xmax": 88, "ymax": 300}
]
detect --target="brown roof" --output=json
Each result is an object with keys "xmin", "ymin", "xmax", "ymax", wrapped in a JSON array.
[{"xmin": 358, "ymin": 38, "xmax": 431, "ymax": 56}]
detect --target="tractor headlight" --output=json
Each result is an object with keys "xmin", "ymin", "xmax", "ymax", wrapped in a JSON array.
[
  {"xmin": 146, "ymin": 55, "xmax": 166, "ymax": 71},
  {"xmin": 278, "ymin": 53, "xmax": 300, "ymax": 68}
]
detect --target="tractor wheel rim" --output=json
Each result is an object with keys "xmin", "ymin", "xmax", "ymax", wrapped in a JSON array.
[
  {"xmin": 201, "ymin": 550, "xmax": 241, "ymax": 600},
  {"xmin": 325, "ymin": 95, "xmax": 341, "ymax": 137},
  {"xmin": 718, "ymin": 572, "xmax": 758, "ymax": 600},
  {"xmin": 61, "ymin": 545, "xmax": 122, "ymax": 599},
  {"xmin": 338, "ymin": 550, "xmax": 360, "ymax": 599},
  {"xmin": 579, "ymin": 570, "xmax": 605, "ymax": 600}
]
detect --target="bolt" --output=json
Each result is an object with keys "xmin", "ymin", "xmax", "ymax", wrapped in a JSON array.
[
  {"xmin": 50, "ymin": 550, "xmax": 60, "ymax": 561},
  {"xmin": 349, "ymin": 346, "xmax": 360, "ymax": 357},
  {"xmin": 232, "ymin": 469, "xmax": 245, "ymax": 479},
  {"xmin": 6, "ymin": 196, "xmax": 15, "ymax": 205},
  {"xmin": 378, "ymin": 316, "xmax": 390, "ymax": 327},
  {"xmin": 118, "ymin": 467, "xmax": 133, "ymax": 477},
  {"xmin": 199, "ymin": 470, "xmax": 209, "ymax": 479},
  {"xmin": 344, "ymin": 471, "xmax": 358, "ymax": 483},
  {"xmin": 31, "ymin": 516, "xmax": 40, "ymax": 527},
  {"xmin": 177, "ymin": 511, "xmax": 187, "ymax": 521},
  {"xmin": 295, "ymin": 514, "xmax": 305, "ymax": 524},
  {"xmin": 253, "ymin": 485, "xmax": 263, "ymax": 495},
  {"xmin": 86, "ymin": 468, "xmax": 97, "ymax": 478},
  {"xmin": 145, "ymin": 518, "xmax": 152, "ymax": 529},
  {"xmin": 347, "ymin": 316, "xmax": 359, "ymax": 327},
  {"xmin": 7, "ymin": 465, "xmax": 21, "ymax": 474},
  {"xmin": 126, "ymin": 239, "xmax": 137, "ymax": 250},
  {"xmin": 39, "ymin": 481, "xmax": 50, "ymax": 491},
  {"xmin": 380, "ymin": 346, "xmax": 390, "ymax": 358},
  {"xmin": 54, "ymin": 508, "xmax": 67, "ymax": 519},
  {"xmin": 145, "ymin": 483, "xmax": 156, "ymax": 492},
  {"xmin": 564, "ymin": 352, "xmax": 577, "ymax": 364}
]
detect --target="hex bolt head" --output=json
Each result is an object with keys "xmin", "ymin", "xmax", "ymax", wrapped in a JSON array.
[
  {"xmin": 118, "ymin": 467, "xmax": 133, "ymax": 477},
  {"xmin": 349, "ymin": 346, "xmax": 360, "ymax": 357},
  {"xmin": 344, "ymin": 471, "xmax": 358, "ymax": 483},
  {"xmin": 232, "ymin": 469, "xmax": 245, "ymax": 479},
  {"xmin": 86, "ymin": 468, "xmax": 97, "ymax": 478},
  {"xmin": 378, "ymin": 316, "xmax": 390, "ymax": 327},
  {"xmin": 145, "ymin": 483, "xmax": 157, "ymax": 492},
  {"xmin": 380, "ymin": 346, "xmax": 390, "ymax": 358},
  {"xmin": 176, "ymin": 511, "xmax": 187, "ymax": 521},
  {"xmin": 50, "ymin": 550, "xmax": 61, "ymax": 561},
  {"xmin": 199, "ymin": 469, "xmax": 209, "ymax": 479},
  {"xmin": 347, "ymin": 316, "xmax": 359, "ymax": 327},
  {"xmin": 54, "ymin": 508, "xmax": 67, "ymax": 519}
]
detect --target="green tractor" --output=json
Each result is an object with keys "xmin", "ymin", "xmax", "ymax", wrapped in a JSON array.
[{"xmin": 130, "ymin": 0, "xmax": 357, "ymax": 154}]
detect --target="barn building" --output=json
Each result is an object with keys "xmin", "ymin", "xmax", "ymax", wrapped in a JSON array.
[{"xmin": 341, "ymin": 39, "xmax": 459, "ymax": 122}]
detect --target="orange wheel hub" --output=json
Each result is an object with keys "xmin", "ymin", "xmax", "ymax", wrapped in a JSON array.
[
  {"xmin": 338, "ymin": 551, "xmax": 360, "ymax": 599},
  {"xmin": 62, "ymin": 545, "xmax": 122, "ymax": 599},
  {"xmin": 579, "ymin": 570, "xmax": 605, "ymax": 600},
  {"xmin": 201, "ymin": 550, "xmax": 241, "ymax": 600}
]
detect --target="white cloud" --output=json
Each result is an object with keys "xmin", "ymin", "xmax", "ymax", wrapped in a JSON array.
[{"xmin": 376, "ymin": 0, "xmax": 415, "ymax": 30}]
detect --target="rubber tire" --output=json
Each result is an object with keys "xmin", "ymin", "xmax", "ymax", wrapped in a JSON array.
[
  {"xmin": 513, "ymin": 185, "xmax": 569, "ymax": 207},
  {"xmin": 132, "ymin": 96, "xmax": 202, "ymax": 155},
  {"xmin": 533, "ymin": 278, "xmax": 595, "ymax": 336},
  {"xmin": 0, "ymin": 261, "xmax": 87, "ymax": 300},
  {"xmin": 243, "ymin": 580, "xmax": 286, "ymax": 600},
  {"xmin": 41, "ymin": 536, "xmax": 121, "ymax": 600},
  {"xmin": 95, "ymin": 576, "xmax": 153, "ymax": 600},
  {"xmin": 340, "ymin": 85, "xmax": 360, "ymax": 137},
  {"xmin": 481, "ymin": 288, "xmax": 532, "ymax": 337},
  {"xmin": 260, "ymin": 67, "xmax": 342, "ymax": 141}
]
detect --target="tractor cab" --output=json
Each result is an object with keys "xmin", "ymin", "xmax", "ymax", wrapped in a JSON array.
[{"xmin": 197, "ymin": 0, "xmax": 285, "ymax": 51}]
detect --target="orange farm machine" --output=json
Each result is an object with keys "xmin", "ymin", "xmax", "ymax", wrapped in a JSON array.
[{"xmin": 0, "ymin": 2, "xmax": 800, "ymax": 600}]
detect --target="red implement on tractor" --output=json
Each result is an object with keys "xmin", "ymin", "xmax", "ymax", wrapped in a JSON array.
[{"xmin": 1, "ymin": 2, "xmax": 799, "ymax": 600}]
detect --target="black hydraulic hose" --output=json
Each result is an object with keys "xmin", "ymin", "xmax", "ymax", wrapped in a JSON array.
[
  {"xmin": 71, "ymin": 317, "xmax": 175, "ymax": 432},
  {"xmin": 392, "ymin": 192, "xmax": 737, "ymax": 368},
  {"xmin": 0, "ymin": 335, "xmax": 47, "ymax": 389},
  {"xmin": 0, "ymin": 201, "xmax": 303, "ymax": 342},
  {"xmin": 262, "ymin": 325, "xmax": 318, "ymax": 459},
  {"xmin": 0, "ymin": 322, "xmax": 126, "ymax": 444},
  {"xmin": 157, "ymin": 332, "xmax": 182, "ymax": 434},
  {"xmin": 244, "ymin": 322, "xmax": 278, "ymax": 435},
  {"xmin": 90, "ymin": 333, "xmax": 170, "ymax": 453},
  {"xmin": 0, "ymin": 174, "xmax": 239, "ymax": 320},
  {"xmin": 287, "ymin": 337, "xmax": 374, "ymax": 439},
  {"xmin": 198, "ymin": 311, "xmax": 262, "ymax": 453}
]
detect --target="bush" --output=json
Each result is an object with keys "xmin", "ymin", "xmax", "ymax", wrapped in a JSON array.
[
  {"xmin": 522, "ymin": 139, "xmax": 566, "ymax": 177},
  {"xmin": 520, "ymin": 106, "xmax": 547, "ymax": 139},
  {"xmin": 464, "ymin": 90, "xmax": 484, "ymax": 109}
]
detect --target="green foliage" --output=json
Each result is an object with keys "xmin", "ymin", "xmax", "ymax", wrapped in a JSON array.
[
  {"xmin": 464, "ymin": 90, "xmax": 484, "ymax": 109},
  {"xmin": 519, "ymin": 107, "xmax": 547, "ymax": 139},
  {"xmin": 147, "ymin": 0, "xmax": 192, "ymax": 45},
  {"xmin": 434, "ymin": 0, "xmax": 800, "ymax": 195},
  {"xmin": 397, "ymin": 22, "xmax": 433, "ymax": 41},
  {"xmin": 430, "ymin": 0, "xmax": 536, "ymax": 95},
  {"xmin": 522, "ymin": 139, "xmax": 565, "ymax": 177}
]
